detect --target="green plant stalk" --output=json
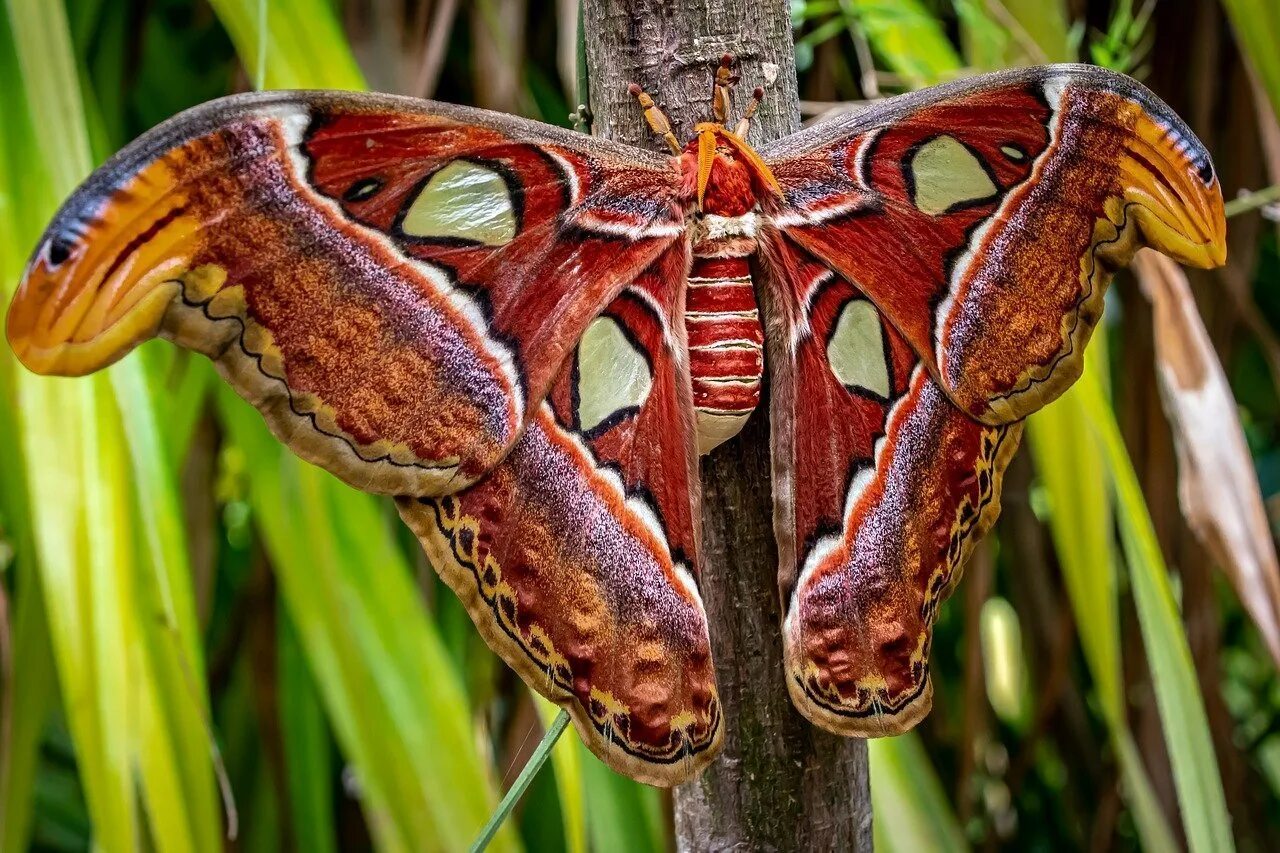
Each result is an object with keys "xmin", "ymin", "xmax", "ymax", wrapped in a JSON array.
[
  {"xmin": 471, "ymin": 711, "xmax": 570, "ymax": 853},
  {"xmin": 1224, "ymin": 184, "xmax": 1280, "ymax": 218},
  {"xmin": 1078, "ymin": 372, "xmax": 1236, "ymax": 853},
  {"xmin": 533, "ymin": 696, "xmax": 587, "ymax": 853},
  {"xmin": 868, "ymin": 734, "xmax": 966, "ymax": 853},
  {"xmin": 1220, "ymin": 0, "xmax": 1280, "ymax": 120},
  {"xmin": 5, "ymin": 0, "xmax": 221, "ymax": 848}
]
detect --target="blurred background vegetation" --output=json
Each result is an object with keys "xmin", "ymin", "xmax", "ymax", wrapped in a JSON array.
[{"xmin": 1, "ymin": 0, "xmax": 1279, "ymax": 850}]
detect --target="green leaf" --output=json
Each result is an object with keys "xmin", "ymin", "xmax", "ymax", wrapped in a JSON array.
[
  {"xmin": 841, "ymin": 0, "xmax": 964, "ymax": 87},
  {"xmin": 870, "ymin": 734, "xmax": 966, "ymax": 853},
  {"xmin": 279, "ymin": 604, "xmax": 337, "ymax": 853},
  {"xmin": 4, "ymin": 1, "xmax": 224, "ymax": 849},
  {"xmin": 1077, "ymin": 370, "xmax": 1236, "ymax": 853},
  {"xmin": 1221, "ymin": 0, "xmax": 1280, "ymax": 119}
]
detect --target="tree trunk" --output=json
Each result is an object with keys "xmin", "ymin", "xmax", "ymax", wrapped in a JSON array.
[{"xmin": 580, "ymin": 3, "xmax": 874, "ymax": 850}]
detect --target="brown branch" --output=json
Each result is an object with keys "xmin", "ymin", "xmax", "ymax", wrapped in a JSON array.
[{"xmin": 580, "ymin": 2, "xmax": 872, "ymax": 849}]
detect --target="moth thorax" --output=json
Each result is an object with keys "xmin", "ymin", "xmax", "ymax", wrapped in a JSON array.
[
  {"xmin": 686, "ymin": 252, "xmax": 764, "ymax": 455},
  {"xmin": 690, "ymin": 209, "xmax": 759, "ymax": 259}
]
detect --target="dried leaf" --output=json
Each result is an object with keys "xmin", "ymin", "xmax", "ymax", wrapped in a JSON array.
[{"xmin": 1135, "ymin": 249, "xmax": 1280, "ymax": 668}]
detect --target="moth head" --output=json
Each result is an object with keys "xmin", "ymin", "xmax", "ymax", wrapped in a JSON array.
[
  {"xmin": 686, "ymin": 123, "xmax": 781, "ymax": 212},
  {"xmin": 8, "ymin": 143, "xmax": 202, "ymax": 376}
]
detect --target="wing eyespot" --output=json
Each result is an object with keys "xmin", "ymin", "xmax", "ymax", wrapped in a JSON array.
[
  {"xmin": 999, "ymin": 144, "xmax": 1027, "ymax": 162},
  {"xmin": 342, "ymin": 177, "xmax": 384, "ymax": 202},
  {"xmin": 1195, "ymin": 154, "xmax": 1215, "ymax": 185},
  {"xmin": 45, "ymin": 235, "xmax": 74, "ymax": 268},
  {"xmin": 572, "ymin": 314, "xmax": 653, "ymax": 436}
]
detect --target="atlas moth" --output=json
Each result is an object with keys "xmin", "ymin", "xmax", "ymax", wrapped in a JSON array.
[{"xmin": 8, "ymin": 55, "xmax": 1225, "ymax": 786}]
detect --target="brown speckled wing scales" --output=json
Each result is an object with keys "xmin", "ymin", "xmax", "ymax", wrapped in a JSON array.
[
  {"xmin": 758, "ymin": 64, "xmax": 1225, "ymax": 736},
  {"xmin": 8, "ymin": 90, "xmax": 713, "ymax": 784},
  {"xmin": 758, "ymin": 233, "xmax": 1019, "ymax": 735},
  {"xmin": 762, "ymin": 65, "xmax": 1225, "ymax": 426},
  {"xmin": 8, "ymin": 91, "xmax": 684, "ymax": 497},
  {"xmin": 397, "ymin": 243, "xmax": 720, "ymax": 784}
]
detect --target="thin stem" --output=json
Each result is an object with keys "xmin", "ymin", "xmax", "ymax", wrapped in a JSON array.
[
  {"xmin": 1225, "ymin": 184, "xmax": 1280, "ymax": 218},
  {"xmin": 470, "ymin": 709, "xmax": 571, "ymax": 853},
  {"xmin": 254, "ymin": 0, "xmax": 266, "ymax": 90}
]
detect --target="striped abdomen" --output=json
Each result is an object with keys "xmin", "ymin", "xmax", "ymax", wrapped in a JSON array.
[{"xmin": 686, "ymin": 252, "xmax": 764, "ymax": 454}]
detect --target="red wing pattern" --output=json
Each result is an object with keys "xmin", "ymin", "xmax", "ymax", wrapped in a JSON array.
[
  {"xmin": 8, "ymin": 65, "xmax": 1229, "ymax": 781},
  {"xmin": 759, "ymin": 232, "xmax": 1020, "ymax": 734},
  {"xmin": 8, "ymin": 91, "xmax": 684, "ymax": 495},
  {"xmin": 397, "ymin": 244, "xmax": 721, "ymax": 785},
  {"xmin": 762, "ymin": 65, "xmax": 1225, "ymax": 425}
]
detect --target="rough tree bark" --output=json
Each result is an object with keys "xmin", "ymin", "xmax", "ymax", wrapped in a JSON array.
[{"xmin": 580, "ymin": 3, "xmax": 873, "ymax": 850}]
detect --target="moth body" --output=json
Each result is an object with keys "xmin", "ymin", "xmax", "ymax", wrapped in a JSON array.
[{"xmin": 678, "ymin": 125, "xmax": 777, "ymax": 453}]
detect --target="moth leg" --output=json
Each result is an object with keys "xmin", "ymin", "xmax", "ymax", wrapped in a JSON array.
[
  {"xmin": 733, "ymin": 86, "xmax": 765, "ymax": 139},
  {"xmin": 628, "ymin": 83, "xmax": 681, "ymax": 154},
  {"xmin": 712, "ymin": 54, "xmax": 738, "ymax": 125}
]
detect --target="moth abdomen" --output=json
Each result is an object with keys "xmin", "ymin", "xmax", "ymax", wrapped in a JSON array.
[{"xmin": 686, "ymin": 229, "xmax": 764, "ymax": 454}]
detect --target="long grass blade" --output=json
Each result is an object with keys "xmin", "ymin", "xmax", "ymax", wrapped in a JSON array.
[
  {"xmin": 1078, "ymin": 371, "xmax": 1236, "ymax": 853},
  {"xmin": 0, "ymin": 11, "xmax": 56, "ymax": 849},
  {"xmin": 472, "ymin": 710, "xmax": 570, "ymax": 853},
  {"xmin": 278, "ymin": 605, "xmax": 337, "ymax": 853},
  {"xmin": 869, "ymin": 734, "xmax": 966, "ymax": 853},
  {"xmin": 5, "ymin": 0, "xmax": 222, "ymax": 848},
  {"xmin": 1030, "ymin": 358, "xmax": 1181, "ymax": 852},
  {"xmin": 209, "ymin": 0, "xmax": 364, "ymax": 90}
]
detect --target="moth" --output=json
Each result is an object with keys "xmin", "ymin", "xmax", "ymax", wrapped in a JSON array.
[{"xmin": 7, "ymin": 59, "xmax": 1225, "ymax": 786}]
